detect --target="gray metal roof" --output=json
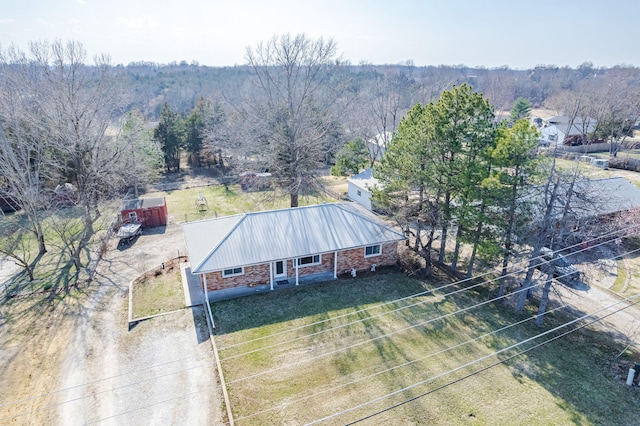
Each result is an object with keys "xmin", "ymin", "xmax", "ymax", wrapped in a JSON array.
[
  {"xmin": 347, "ymin": 168, "xmax": 381, "ymax": 193},
  {"xmin": 184, "ymin": 202, "xmax": 406, "ymax": 274},
  {"xmin": 121, "ymin": 197, "xmax": 165, "ymax": 210},
  {"xmin": 524, "ymin": 176, "xmax": 640, "ymax": 220}
]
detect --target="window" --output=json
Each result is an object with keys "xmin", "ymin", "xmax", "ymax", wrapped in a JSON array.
[
  {"xmin": 365, "ymin": 245, "xmax": 381, "ymax": 257},
  {"xmin": 357, "ymin": 190, "xmax": 362, "ymax": 197},
  {"xmin": 297, "ymin": 254, "xmax": 321, "ymax": 267},
  {"xmin": 222, "ymin": 267, "xmax": 243, "ymax": 277},
  {"xmin": 548, "ymin": 134, "xmax": 557, "ymax": 142},
  {"xmin": 128, "ymin": 211, "xmax": 138, "ymax": 222}
]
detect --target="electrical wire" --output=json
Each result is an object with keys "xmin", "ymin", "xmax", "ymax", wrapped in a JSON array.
[
  {"xmin": 3, "ymin": 224, "xmax": 638, "ymax": 422},
  {"xmin": 343, "ymin": 298, "xmax": 640, "ymax": 425},
  {"xmin": 219, "ymin": 225, "xmax": 636, "ymax": 361}
]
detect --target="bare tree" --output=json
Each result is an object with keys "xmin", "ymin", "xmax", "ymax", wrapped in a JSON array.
[
  {"xmin": 0, "ymin": 46, "xmax": 53, "ymax": 255},
  {"xmin": 28, "ymin": 40, "xmax": 123, "ymax": 236},
  {"xmin": 245, "ymin": 33, "xmax": 343, "ymax": 207}
]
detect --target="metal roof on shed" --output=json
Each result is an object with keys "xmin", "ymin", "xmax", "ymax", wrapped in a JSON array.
[
  {"xmin": 184, "ymin": 202, "xmax": 405, "ymax": 274},
  {"xmin": 121, "ymin": 197, "xmax": 166, "ymax": 210}
]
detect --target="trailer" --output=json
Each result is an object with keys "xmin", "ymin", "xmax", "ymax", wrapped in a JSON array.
[{"xmin": 117, "ymin": 223, "xmax": 142, "ymax": 246}]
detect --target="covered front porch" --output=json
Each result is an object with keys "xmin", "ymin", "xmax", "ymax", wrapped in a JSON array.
[{"xmin": 206, "ymin": 271, "xmax": 336, "ymax": 302}]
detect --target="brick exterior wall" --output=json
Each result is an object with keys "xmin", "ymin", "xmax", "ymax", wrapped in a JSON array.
[
  {"xmin": 201, "ymin": 242, "xmax": 398, "ymax": 291},
  {"xmin": 336, "ymin": 242, "xmax": 397, "ymax": 276}
]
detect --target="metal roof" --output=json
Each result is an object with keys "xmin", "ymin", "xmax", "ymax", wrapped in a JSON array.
[
  {"xmin": 523, "ymin": 176, "xmax": 640, "ymax": 220},
  {"xmin": 184, "ymin": 202, "xmax": 406, "ymax": 274},
  {"xmin": 347, "ymin": 168, "xmax": 380, "ymax": 193},
  {"xmin": 121, "ymin": 197, "xmax": 166, "ymax": 210}
]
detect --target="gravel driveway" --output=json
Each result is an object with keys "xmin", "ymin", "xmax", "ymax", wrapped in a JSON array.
[
  {"xmin": 0, "ymin": 222, "xmax": 225, "ymax": 425},
  {"xmin": 55, "ymin": 223, "xmax": 225, "ymax": 425}
]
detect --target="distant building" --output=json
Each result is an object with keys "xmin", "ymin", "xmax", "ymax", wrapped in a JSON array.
[
  {"xmin": 539, "ymin": 116, "xmax": 597, "ymax": 146},
  {"xmin": 366, "ymin": 132, "xmax": 392, "ymax": 161}
]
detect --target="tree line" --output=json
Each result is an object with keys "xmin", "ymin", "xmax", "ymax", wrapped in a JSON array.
[{"xmin": 1, "ymin": 35, "xmax": 639, "ymax": 296}]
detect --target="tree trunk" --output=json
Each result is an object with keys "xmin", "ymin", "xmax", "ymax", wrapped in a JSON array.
[
  {"xmin": 451, "ymin": 225, "xmax": 462, "ymax": 271},
  {"xmin": 536, "ymin": 273, "xmax": 554, "ymax": 326},
  {"xmin": 439, "ymin": 191, "xmax": 451, "ymax": 263}
]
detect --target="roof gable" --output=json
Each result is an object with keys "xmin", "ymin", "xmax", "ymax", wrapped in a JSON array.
[{"xmin": 184, "ymin": 202, "xmax": 405, "ymax": 273}]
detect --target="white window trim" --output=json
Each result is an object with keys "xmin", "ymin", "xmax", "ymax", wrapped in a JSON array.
[
  {"xmin": 364, "ymin": 244, "xmax": 381, "ymax": 258},
  {"xmin": 222, "ymin": 267, "xmax": 244, "ymax": 278},
  {"xmin": 296, "ymin": 254, "xmax": 321, "ymax": 267}
]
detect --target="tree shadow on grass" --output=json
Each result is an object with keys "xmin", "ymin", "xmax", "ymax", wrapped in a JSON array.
[
  {"xmin": 489, "ymin": 294, "xmax": 640, "ymax": 425},
  {"xmin": 211, "ymin": 271, "xmax": 445, "ymax": 335}
]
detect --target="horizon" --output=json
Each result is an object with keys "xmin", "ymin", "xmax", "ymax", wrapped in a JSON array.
[{"xmin": 3, "ymin": 0, "xmax": 639, "ymax": 70}]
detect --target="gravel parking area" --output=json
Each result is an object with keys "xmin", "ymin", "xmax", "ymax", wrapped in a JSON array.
[{"xmin": 0, "ymin": 222, "xmax": 225, "ymax": 425}]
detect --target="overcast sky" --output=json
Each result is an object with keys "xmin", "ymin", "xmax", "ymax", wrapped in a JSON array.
[{"xmin": 2, "ymin": 0, "xmax": 638, "ymax": 69}]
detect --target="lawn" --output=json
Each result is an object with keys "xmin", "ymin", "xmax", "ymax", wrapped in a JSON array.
[
  {"xmin": 146, "ymin": 183, "xmax": 336, "ymax": 223},
  {"xmin": 212, "ymin": 273, "xmax": 640, "ymax": 425},
  {"xmin": 131, "ymin": 270, "xmax": 185, "ymax": 318}
]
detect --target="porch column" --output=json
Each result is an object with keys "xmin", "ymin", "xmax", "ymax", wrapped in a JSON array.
[
  {"xmin": 269, "ymin": 261, "xmax": 274, "ymax": 290},
  {"xmin": 295, "ymin": 259, "xmax": 299, "ymax": 286},
  {"xmin": 202, "ymin": 273, "xmax": 208, "ymax": 296},
  {"xmin": 334, "ymin": 251, "xmax": 338, "ymax": 279}
]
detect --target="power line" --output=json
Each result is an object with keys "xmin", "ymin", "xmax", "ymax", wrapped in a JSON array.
[
  {"xmin": 343, "ymin": 299, "xmax": 640, "ymax": 425},
  {"xmin": 225, "ymin": 243, "xmax": 640, "ymax": 385},
  {"xmin": 4, "ymin": 222, "xmax": 636, "ymax": 422},
  {"xmin": 0, "ymin": 353, "xmax": 211, "ymax": 410},
  {"xmin": 220, "ymin": 225, "xmax": 636, "ymax": 361},
  {"xmin": 307, "ymin": 294, "xmax": 640, "ymax": 425},
  {"xmin": 234, "ymin": 302, "xmax": 574, "ymax": 422}
]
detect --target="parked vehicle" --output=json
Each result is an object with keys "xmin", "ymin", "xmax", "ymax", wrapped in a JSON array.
[
  {"xmin": 117, "ymin": 223, "xmax": 142, "ymax": 246},
  {"xmin": 537, "ymin": 247, "xmax": 580, "ymax": 285}
]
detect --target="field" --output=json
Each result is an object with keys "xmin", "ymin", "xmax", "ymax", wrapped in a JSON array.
[{"xmin": 212, "ymin": 272, "xmax": 640, "ymax": 425}]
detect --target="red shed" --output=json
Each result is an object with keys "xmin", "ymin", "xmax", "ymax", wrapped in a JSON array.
[{"xmin": 120, "ymin": 197, "xmax": 168, "ymax": 228}]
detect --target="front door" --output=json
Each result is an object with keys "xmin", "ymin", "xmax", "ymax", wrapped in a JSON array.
[{"xmin": 274, "ymin": 260, "xmax": 287, "ymax": 280}]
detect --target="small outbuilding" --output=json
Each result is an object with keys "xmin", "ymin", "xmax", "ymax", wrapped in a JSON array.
[
  {"xmin": 347, "ymin": 168, "xmax": 380, "ymax": 211},
  {"xmin": 120, "ymin": 197, "xmax": 168, "ymax": 227}
]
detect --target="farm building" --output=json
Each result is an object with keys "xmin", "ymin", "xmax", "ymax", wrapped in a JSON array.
[
  {"xmin": 120, "ymin": 197, "xmax": 168, "ymax": 227},
  {"xmin": 183, "ymin": 202, "xmax": 406, "ymax": 298}
]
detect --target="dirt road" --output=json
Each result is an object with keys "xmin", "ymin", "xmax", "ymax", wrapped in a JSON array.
[{"xmin": 0, "ymin": 223, "xmax": 224, "ymax": 425}]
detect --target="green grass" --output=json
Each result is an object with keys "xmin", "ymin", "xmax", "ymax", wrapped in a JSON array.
[
  {"xmin": 131, "ymin": 271, "xmax": 185, "ymax": 318},
  {"xmin": 147, "ymin": 184, "xmax": 334, "ymax": 223},
  {"xmin": 212, "ymin": 273, "xmax": 640, "ymax": 425}
]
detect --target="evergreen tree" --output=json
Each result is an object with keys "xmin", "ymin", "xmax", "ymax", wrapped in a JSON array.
[
  {"xmin": 330, "ymin": 138, "xmax": 369, "ymax": 176},
  {"xmin": 510, "ymin": 97, "xmax": 532, "ymax": 121},
  {"xmin": 154, "ymin": 103, "xmax": 183, "ymax": 172}
]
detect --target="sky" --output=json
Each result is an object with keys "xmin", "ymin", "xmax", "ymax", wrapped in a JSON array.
[{"xmin": 1, "ymin": 0, "xmax": 639, "ymax": 69}]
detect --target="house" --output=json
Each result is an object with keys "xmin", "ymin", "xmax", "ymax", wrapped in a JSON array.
[
  {"xmin": 347, "ymin": 168, "xmax": 380, "ymax": 211},
  {"xmin": 120, "ymin": 197, "xmax": 168, "ymax": 227},
  {"xmin": 366, "ymin": 132, "xmax": 392, "ymax": 161},
  {"xmin": 183, "ymin": 202, "xmax": 406, "ymax": 297},
  {"xmin": 539, "ymin": 116, "xmax": 597, "ymax": 146},
  {"xmin": 523, "ymin": 176, "xmax": 640, "ymax": 223}
]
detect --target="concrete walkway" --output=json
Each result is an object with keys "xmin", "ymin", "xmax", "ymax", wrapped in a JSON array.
[{"xmin": 180, "ymin": 262, "xmax": 204, "ymax": 307}]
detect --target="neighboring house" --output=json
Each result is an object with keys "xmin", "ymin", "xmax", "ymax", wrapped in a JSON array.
[
  {"xmin": 183, "ymin": 202, "xmax": 406, "ymax": 297},
  {"xmin": 366, "ymin": 132, "xmax": 392, "ymax": 161},
  {"xmin": 523, "ymin": 176, "xmax": 640, "ymax": 223},
  {"xmin": 347, "ymin": 168, "xmax": 380, "ymax": 211},
  {"xmin": 120, "ymin": 197, "xmax": 168, "ymax": 227},
  {"xmin": 539, "ymin": 116, "xmax": 597, "ymax": 146}
]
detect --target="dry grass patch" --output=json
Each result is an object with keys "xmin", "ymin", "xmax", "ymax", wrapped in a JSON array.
[{"xmin": 131, "ymin": 271, "xmax": 184, "ymax": 318}]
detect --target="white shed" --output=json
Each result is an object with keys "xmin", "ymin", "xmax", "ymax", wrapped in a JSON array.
[{"xmin": 347, "ymin": 168, "xmax": 380, "ymax": 211}]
